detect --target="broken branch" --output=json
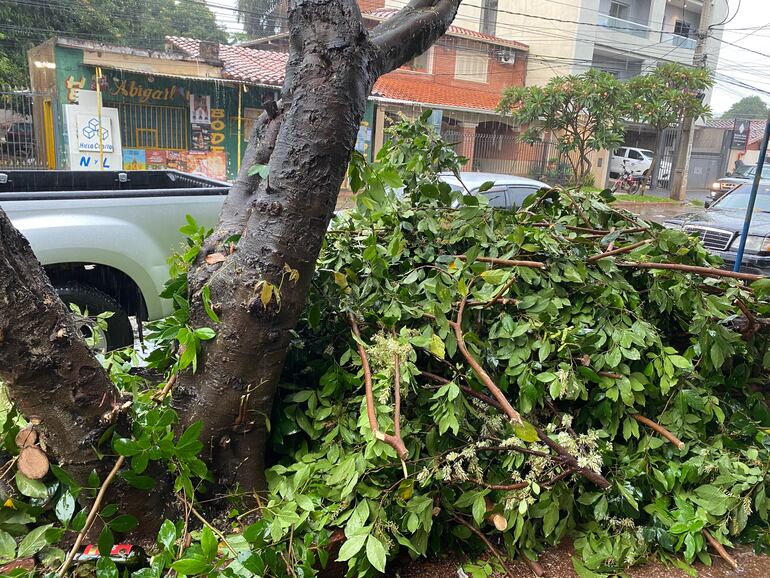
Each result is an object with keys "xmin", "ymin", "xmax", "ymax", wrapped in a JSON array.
[
  {"xmin": 632, "ymin": 414, "xmax": 685, "ymax": 449},
  {"xmin": 451, "ymin": 514, "xmax": 516, "ymax": 578},
  {"xmin": 618, "ymin": 262, "xmax": 765, "ymax": 282},
  {"xmin": 454, "ymin": 255, "xmax": 546, "ymax": 269},
  {"xmin": 702, "ymin": 529, "xmax": 738, "ymax": 570},
  {"xmin": 348, "ymin": 314, "xmax": 408, "ymax": 461},
  {"xmin": 587, "ymin": 239, "xmax": 653, "ymax": 262}
]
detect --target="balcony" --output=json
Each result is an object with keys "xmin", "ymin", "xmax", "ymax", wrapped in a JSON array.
[
  {"xmin": 661, "ymin": 32, "xmax": 697, "ymax": 50},
  {"xmin": 597, "ymin": 14, "xmax": 651, "ymax": 39}
]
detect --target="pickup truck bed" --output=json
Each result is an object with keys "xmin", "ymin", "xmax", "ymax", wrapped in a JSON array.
[{"xmin": 1, "ymin": 170, "xmax": 228, "ymax": 348}]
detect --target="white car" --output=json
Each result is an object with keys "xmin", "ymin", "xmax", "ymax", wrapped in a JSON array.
[
  {"xmin": 439, "ymin": 172, "xmax": 549, "ymax": 209},
  {"xmin": 610, "ymin": 147, "xmax": 654, "ymax": 178}
]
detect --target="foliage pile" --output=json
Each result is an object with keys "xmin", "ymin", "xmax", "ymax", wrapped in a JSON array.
[{"xmin": 0, "ymin": 116, "xmax": 769, "ymax": 578}]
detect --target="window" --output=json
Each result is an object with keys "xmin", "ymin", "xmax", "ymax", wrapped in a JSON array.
[
  {"xmin": 506, "ymin": 185, "xmax": 541, "ymax": 208},
  {"xmin": 454, "ymin": 50, "xmax": 488, "ymax": 83},
  {"xmin": 480, "ymin": 0, "xmax": 498, "ymax": 36},
  {"xmin": 628, "ymin": 149, "xmax": 644, "ymax": 160},
  {"xmin": 481, "ymin": 186, "xmax": 508, "ymax": 208},
  {"xmin": 674, "ymin": 20, "xmax": 691, "ymax": 38},
  {"xmin": 609, "ymin": 1, "xmax": 629, "ymax": 20},
  {"xmin": 402, "ymin": 50, "xmax": 431, "ymax": 73}
]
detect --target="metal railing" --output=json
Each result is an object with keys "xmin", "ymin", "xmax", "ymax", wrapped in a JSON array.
[
  {"xmin": 597, "ymin": 13, "xmax": 651, "ymax": 39},
  {"xmin": 661, "ymin": 32, "xmax": 696, "ymax": 50},
  {"xmin": 108, "ymin": 101, "xmax": 188, "ymax": 150},
  {"xmin": 0, "ymin": 88, "xmax": 54, "ymax": 169}
]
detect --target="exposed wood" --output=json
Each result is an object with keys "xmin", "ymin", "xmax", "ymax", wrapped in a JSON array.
[
  {"xmin": 519, "ymin": 550, "xmax": 545, "ymax": 577},
  {"xmin": 14, "ymin": 428, "xmax": 37, "ymax": 449},
  {"xmin": 485, "ymin": 496, "xmax": 508, "ymax": 531},
  {"xmin": 703, "ymin": 529, "xmax": 739, "ymax": 570},
  {"xmin": 455, "ymin": 255, "xmax": 546, "ymax": 269},
  {"xmin": 632, "ymin": 414, "xmax": 685, "ymax": 449},
  {"xmin": 17, "ymin": 446, "xmax": 49, "ymax": 480}
]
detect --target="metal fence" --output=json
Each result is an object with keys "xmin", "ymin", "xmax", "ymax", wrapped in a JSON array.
[
  {"xmin": 442, "ymin": 128, "xmax": 576, "ymax": 185},
  {"xmin": 110, "ymin": 101, "xmax": 188, "ymax": 150},
  {"xmin": 0, "ymin": 88, "xmax": 53, "ymax": 169}
]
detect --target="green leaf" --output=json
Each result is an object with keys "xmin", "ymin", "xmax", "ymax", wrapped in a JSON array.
[
  {"xmin": 366, "ymin": 535, "xmax": 387, "ymax": 573},
  {"xmin": 113, "ymin": 437, "xmax": 142, "ymax": 457},
  {"xmin": 121, "ymin": 471, "xmax": 156, "ymax": 490},
  {"xmin": 194, "ymin": 327, "xmax": 216, "ymax": 340},
  {"xmin": 158, "ymin": 520, "xmax": 177, "ymax": 550},
  {"xmin": 477, "ymin": 181, "xmax": 495, "ymax": 193},
  {"xmin": 101, "ymin": 504, "xmax": 118, "ymax": 518},
  {"xmin": 0, "ymin": 530, "xmax": 16, "ymax": 562},
  {"xmin": 15, "ymin": 472, "xmax": 48, "ymax": 499},
  {"xmin": 429, "ymin": 334, "xmax": 445, "ymax": 359},
  {"xmin": 108, "ymin": 514, "xmax": 138, "ymax": 533},
  {"xmin": 71, "ymin": 510, "xmax": 88, "ymax": 532},
  {"xmin": 572, "ymin": 557, "xmax": 604, "ymax": 578},
  {"xmin": 98, "ymin": 526, "xmax": 114, "ymax": 558},
  {"xmin": 513, "ymin": 421, "xmax": 539, "ymax": 443},
  {"xmin": 337, "ymin": 534, "xmax": 367, "ymax": 561},
  {"xmin": 172, "ymin": 557, "xmax": 210, "ymax": 575},
  {"xmin": 472, "ymin": 493, "xmax": 486, "ymax": 525},
  {"xmin": 55, "ymin": 491, "xmax": 76, "ymax": 525},
  {"xmin": 201, "ymin": 526, "xmax": 218, "ymax": 562},
  {"xmin": 247, "ymin": 163, "xmax": 269, "ymax": 179},
  {"xmin": 668, "ymin": 355, "xmax": 691, "ymax": 370},
  {"xmin": 201, "ymin": 285, "xmax": 219, "ymax": 323},
  {"xmin": 18, "ymin": 524, "xmax": 53, "ymax": 558},
  {"xmin": 96, "ymin": 556, "xmax": 118, "ymax": 578}
]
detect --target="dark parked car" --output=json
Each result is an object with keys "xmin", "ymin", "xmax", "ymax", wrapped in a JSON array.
[
  {"xmin": 708, "ymin": 163, "xmax": 770, "ymax": 202},
  {"xmin": 664, "ymin": 181, "xmax": 770, "ymax": 275},
  {"xmin": 1, "ymin": 121, "xmax": 34, "ymax": 155}
]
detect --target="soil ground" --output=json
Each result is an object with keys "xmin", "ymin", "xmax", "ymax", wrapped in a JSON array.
[{"xmin": 387, "ymin": 541, "xmax": 770, "ymax": 578}]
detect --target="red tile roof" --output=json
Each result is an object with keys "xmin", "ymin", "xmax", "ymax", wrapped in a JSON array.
[
  {"xmin": 364, "ymin": 8, "xmax": 528, "ymax": 51},
  {"xmin": 166, "ymin": 36, "xmax": 287, "ymax": 86},
  {"xmin": 372, "ymin": 74, "xmax": 502, "ymax": 112}
]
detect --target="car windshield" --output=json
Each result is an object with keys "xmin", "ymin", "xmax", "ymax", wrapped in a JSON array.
[
  {"xmin": 713, "ymin": 183, "xmax": 770, "ymax": 212},
  {"xmin": 732, "ymin": 165, "xmax": 770, "ymax": 179}
]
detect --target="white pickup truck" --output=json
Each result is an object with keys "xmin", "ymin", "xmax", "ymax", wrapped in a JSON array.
[{"xmin": 0, "ymin": 170, "xmax": 228, "ymax": 349}]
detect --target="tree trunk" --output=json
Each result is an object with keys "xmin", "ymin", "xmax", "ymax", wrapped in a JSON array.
[
  {"xmin": 0, "ymin": 207, "xmax": 120, "ymax": 486},
  {"xmin": 174, "ymin": 0, "xmax": 463, "ymax": 492},
  {"xmin": 649, "ymin": 129, "xmax": 663, "ymax": 191}
]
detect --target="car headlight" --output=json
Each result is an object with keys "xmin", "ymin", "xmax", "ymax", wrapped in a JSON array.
[
  {"xmin": 711, "ymin": 182, "xmax": 722, "ymax": 190},
  {"xmin": 733, "ymin": 235, "xmax": 770, "ymax": 254}
]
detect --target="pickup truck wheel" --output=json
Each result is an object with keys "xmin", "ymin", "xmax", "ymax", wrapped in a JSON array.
[{"xmin": 56, "ymin": 284, "xmax": 134, "ymax": 351}]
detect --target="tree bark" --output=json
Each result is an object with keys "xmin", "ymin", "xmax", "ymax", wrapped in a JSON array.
[
  {"xmin": 0, "ymin": 207, "xmax": 119, "ymax": 485},
  {"xmin": 174, "ymin": 0, "xmax": 463, "ymax": 492}
]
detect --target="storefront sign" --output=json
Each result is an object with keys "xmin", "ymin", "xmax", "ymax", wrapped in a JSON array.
[
  {"xmin": 111, "ymin": 79, "xmax": 181, "ymax": 103},
  {"xmin": 211, "ymin": 108, "xmax": 226, "ymax": 152},
  {"xmin": 731, "ymin": 118, "xmax": 750, "ymax": 150},
  {"xmin": 65, "ymin": 76, "xmax": 87, "ymax": 103},
  {"xmin": 123, "ymin": 149, "xmax": 146, "ymax": 170},
  {"xmin": 77, "ymin": 114, "xmax": 114, "ymax": 152}
]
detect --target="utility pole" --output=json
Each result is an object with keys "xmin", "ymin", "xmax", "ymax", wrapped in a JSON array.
[{"xmin": 670, "ymin": 0, "xmax": 713, "ymax": 201}]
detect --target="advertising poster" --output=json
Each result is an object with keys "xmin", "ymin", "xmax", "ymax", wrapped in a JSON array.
[
  {"xmin": 145, "ymin": 149, "xmax": 168, "ymax": 169},
  {"xmin": 187, "ymin": 151, "xmax": 227, "ymax": 181},
  {"xmin": 190, "ymin": 94, "xmax": 211, "ymax": 124},
  {"xmin": 191, "ymin": 124, "xmax": 211, "ymax": 151},
  {"xmin": 123, "ymin": 148, "xmax": 146, "ymax": 170},
  {"xmin": 165, "ymin": 150, "xmax": 188, "ymax": 172}
]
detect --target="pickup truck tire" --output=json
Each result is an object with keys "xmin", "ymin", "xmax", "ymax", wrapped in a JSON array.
[{"xmin": 56, "ymin": 283, "xmax": 134, "ymax": 350}]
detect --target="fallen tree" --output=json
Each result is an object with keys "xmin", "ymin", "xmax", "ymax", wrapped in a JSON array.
[{"xmin": 0, "ymin": 118, "xmax": 769, "ymax": 577}]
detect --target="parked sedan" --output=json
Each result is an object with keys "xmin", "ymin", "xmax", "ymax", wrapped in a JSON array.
[
  {"xmin": 663, "ymin": 181, "xmax": 770, "ymax": 275},
  {"xmin": 439, "ymin": 172, "xmax": 549, "ymax": 209}
]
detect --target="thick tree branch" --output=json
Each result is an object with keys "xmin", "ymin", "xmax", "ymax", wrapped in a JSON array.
[
  {"xmin": 632, "ymin": 414, "xmax": 685, "ymax": 449},
  {"xmin": 369, "ymin": 0, "xmax": 462, "ymax": 75}
]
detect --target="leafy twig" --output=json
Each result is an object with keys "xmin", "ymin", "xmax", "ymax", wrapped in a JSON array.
[
  {"xmin": 58, "ymin": 456, "xmax": 126, "ymax": 578},
  {"xmin": 587, "ymin": 239, "xmax": 653, "ymax": 262},
  {"xmin": 451, "ymin": 514, "xmax": 516, "ymax": 578}
]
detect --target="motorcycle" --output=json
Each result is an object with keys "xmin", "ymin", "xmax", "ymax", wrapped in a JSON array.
[{"xmin": 611, "ymin": 160, "xmax": 641, "ymax": 194}]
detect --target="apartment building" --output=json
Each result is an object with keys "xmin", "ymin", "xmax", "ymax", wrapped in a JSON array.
[{"xmin": 428, "ymin": 0, "xmax": 726, "ymax": 98}]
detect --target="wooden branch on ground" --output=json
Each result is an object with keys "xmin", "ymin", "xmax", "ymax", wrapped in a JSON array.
[
  {"xmin": 58, "ymin": 456, "xmax": 126, "ymax": 578},
  {"xmin": 632, "ymin": 414, "xmax": 685, "ymax": 449},
  {"xmin": 518, "ymin": 550, "xmax": 545, "ymax": 577},
  {"xmin": 703, "ymin": 529, "xmax": 738, "ymax": 570},
  {"xmin": 454, "ymin": 255, "xmax": 546, "ymax": 269},
  {"xmin": 598, "ymin": 371, "xmax": 623, "ymax": 379},
  {"xmin": 485, "ymin": 496, "xmax": 508, "ymax": 531},
  {"xmin": 152, "ymin": 373, "xmax": 178, "ymax": 402},
  {"xmin": 348, "ymin": 314, "xmax": 408, "ymax": 461},
  {"xmin": 618, "ymin": 261, "xmax": 765, "ymax": 282},
  {"xmin": 587, "ymin": 239, "xmax": 653, "ymax": 262},
  {"xmin": 451, "ymin": 515, "xmax": 517, "ymax": 578}
]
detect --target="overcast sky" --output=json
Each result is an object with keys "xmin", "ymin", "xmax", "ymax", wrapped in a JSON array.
[
  {"xmin": 207, "ymin": 0, "xmax": 770, "ymax": 115},
  {"xmin": 710, "ymin": 0, "xmax": 770, "ymax": 114}
]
